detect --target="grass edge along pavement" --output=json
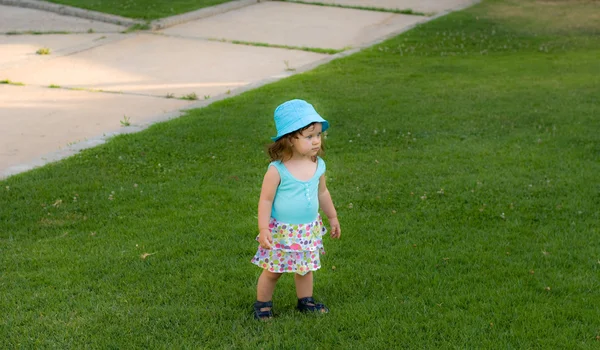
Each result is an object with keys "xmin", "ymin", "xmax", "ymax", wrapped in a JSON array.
[
  {"xmin": 1, "ymin": 0, "xmax": 600, "ymax": 348},
  {"xmin": 41, "ymin": 0, "xmax": 245, "ymax": 20}
]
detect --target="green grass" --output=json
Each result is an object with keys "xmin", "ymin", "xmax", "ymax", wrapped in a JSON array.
[
  {"xmin": 180, "ymin": 92, "xmax": 199, "ymax": 100},
  {"xmin": 0, "ymin": 79, "xmax": 25, "ymax": 86},
  {"xmin": 123, "ymin": 22, "xmax": 152, "ymax": 33},
  {"xmin": 2, "ymin": 0, "xmax": 600, "ymax": 347},
  {"xmin": 36, "ymin": 48, "xmax": 52, "ymax": 55},
  {"xmin": 43, "ymin": 0, "xmax": 238, "ymax": 20}
]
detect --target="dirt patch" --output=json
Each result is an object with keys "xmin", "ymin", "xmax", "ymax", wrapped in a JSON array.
[{"xmin": 475, "ymin": 0, "xmax": 600, "ymax": 35}]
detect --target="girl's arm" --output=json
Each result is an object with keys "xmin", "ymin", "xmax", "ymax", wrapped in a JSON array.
[
  {"xmin": 257, "ymin": 166, "xmax": 280, "ymax": 249},
  {"xmin": 318, "ymin": 175, "xmax": 341, "ymax": 239}
]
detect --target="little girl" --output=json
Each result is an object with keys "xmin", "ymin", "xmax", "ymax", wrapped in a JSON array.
[{"xmin": 251, "ymin": 99, "xmax": 341, "ymax": 320}]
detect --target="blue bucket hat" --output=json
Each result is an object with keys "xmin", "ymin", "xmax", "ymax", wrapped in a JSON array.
[{"xmin": 272, "ymin": 99, "xmax": 329, "ymax": 141}]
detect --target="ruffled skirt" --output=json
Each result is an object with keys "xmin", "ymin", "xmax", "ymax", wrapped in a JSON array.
[{"xmin": 251, "ymin": 216, "xmax": 326, "ymax": 276}]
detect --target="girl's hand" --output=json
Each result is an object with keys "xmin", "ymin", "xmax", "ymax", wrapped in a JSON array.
[
  {"xmin": 329, "ymin": 217, "xmax": 341, "ymax": 239},
  {"xmin": 259, "ymin": 229, "xmax": 273, "ymax": 249}
]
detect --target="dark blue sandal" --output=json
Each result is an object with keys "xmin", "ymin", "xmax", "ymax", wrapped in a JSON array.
[
  {"xmin": 297, "ymin": 297, "xmax": 329, "ymax": 313},
  {"xmin": 253, "ymin": 300, "xmax": 274, "ymax": 320}
]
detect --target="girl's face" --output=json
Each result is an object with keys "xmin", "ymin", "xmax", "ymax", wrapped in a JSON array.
[{"xmin": 290, "ymin": 123, "xmax": 323, "ymax": 158}]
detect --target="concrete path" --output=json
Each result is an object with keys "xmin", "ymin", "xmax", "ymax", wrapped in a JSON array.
[
  {"xmin": 0, "ymin": 4, "xmax": 125, "ymax": 33},
  {"xmin": 161, "ymin": 2, "xmax": 425, "ymax": 50},
  {"xmin": 314, "ymin": 0, "xmax": 475, "ymax": 13},
  {"xmin": 0, "ymin": 0, "xmax": 477, "ymax": 179}
]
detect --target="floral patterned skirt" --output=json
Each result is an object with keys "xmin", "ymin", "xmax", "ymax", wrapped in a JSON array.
[{"xmin": 251, "ymin": 216, "xmax": 326, "ymax": 276}]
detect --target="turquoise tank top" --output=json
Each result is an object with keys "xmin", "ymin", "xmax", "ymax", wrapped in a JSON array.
[{"xmin": 270, "ymin": 157, "xmax": 326, "ymax": 224}]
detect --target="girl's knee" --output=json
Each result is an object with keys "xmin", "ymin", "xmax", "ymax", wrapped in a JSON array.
[
  {"xmin": 262, "ymin": 270, "xmax": 283, "ymax": 281},
  {"xmin": 295, "ymin": 271, "xmax": 313, "ymax": 279}
]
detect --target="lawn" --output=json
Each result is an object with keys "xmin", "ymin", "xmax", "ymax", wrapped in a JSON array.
[
  {"xmin": 1, "ymin": 0, "xmax": 600, "ymax": 347},
  {"xmin": 44, "ymin": 0, "xmax": 238, "ymax": 20}
]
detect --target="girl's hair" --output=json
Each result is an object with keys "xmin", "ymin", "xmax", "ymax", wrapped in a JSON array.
[{"xmin": 268, "ymin": 122, "xmax": 325, "ymax": 162}]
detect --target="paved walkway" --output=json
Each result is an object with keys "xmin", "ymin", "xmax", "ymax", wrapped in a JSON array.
[{"xmin": 0, "ymin": 0, "xmax": 477, "ymax": 178}]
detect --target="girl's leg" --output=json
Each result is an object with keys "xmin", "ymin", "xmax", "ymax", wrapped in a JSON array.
[
  {"xmin": 294, "ymin": 271, "xmax": 313, "ymax": 299},
  {"xmin": 295, "ymin": 272, "xmax": 328, "ymax": 313},
  {"xmin": 257, "ymin": 270, "xmax": 283, "ymax": 302}
]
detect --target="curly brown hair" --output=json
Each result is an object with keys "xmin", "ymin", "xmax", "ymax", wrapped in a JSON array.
[{"xmin": 268, "ymin": 122, "xmax": 325, "ymax": 162}]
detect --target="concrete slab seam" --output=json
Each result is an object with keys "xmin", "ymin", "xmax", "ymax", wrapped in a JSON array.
[
  {"xmin": 0, "ymin": 0, "xmax": 138, "ymax": 26},
  {"xmin": 268, "ymin": 0, "xmax": 429, "ymax": 16},
  {"xmin": 39, "ymin": 84, "xmax": 177, "ymax": 99},
  {"xmin": 52, "ymin": 33, "xmax": 132, "ymax": 56},
  {"xmin": 148, "ymin": 32, "xmax": 340, "ymax": 55},
  {"xmin": 0, "ymin": 29, "xmax": 116, "ymax": 35}
]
